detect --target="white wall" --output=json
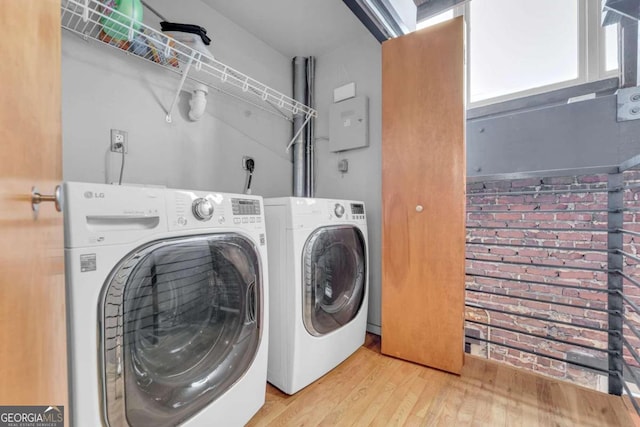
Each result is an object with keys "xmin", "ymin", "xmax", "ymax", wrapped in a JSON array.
[
  {"xmin": 62, "ymin": 0, "xmax": 292, "ymax": 196},
  {"xmin": 63, "ymin": 0, "xmax": 385, "ymax": 333},
  {"xmin": 315, "ymin": 31, "xmax": 383, "ymax": 333}
]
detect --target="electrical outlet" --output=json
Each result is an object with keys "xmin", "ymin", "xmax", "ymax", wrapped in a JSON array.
[
  {"xmin": 242, "ymin": 156, "xmax": 255, "ymax": 171},
  {"xmin": 110, "ymin": 129, "xmax": 128, "ymax": 153}
]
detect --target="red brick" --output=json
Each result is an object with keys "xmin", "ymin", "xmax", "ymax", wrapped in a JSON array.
[
  {"xmin": 507, "ymin": 204, "xmax": 537, "ymax": 211},
  {"xmin": 525, "ymin": 267, "xmax": 560, "ymax": 277},
  {"xmin": 579, "ymin": 329, "xmax": 608, "ymax": 341},
  {"xmin": 557, "ymin": 232, "xmax": 593, "ymax": 242},
  {"xmin": 494, "ymin": 213, "xmax": 524, "ymax": 221},
  {"xmin": 497, "ymin": 196, "xmax": 525, "ymax": 204},
  {"xmin": 557, "ymin": 194, "xmax": 594, "ymax": 203},
  {"xmin": 543, "ymin": 177, "xmax": 576, "ymax": 185},
  {"xmin": 576, "ymin": 290, "xmax": 607, "ymax": 301},
  {"xmin": 523, "ymin": 213, "xmax": 556, "ymax": 221},
  {"xmin": 468, "ymin": 213, "xmax": 495, "ymax": 220},
  {"xmin": 583, "ymin": 253, "xmax": 608, "ymax": 262},
  {"xmin": 524, "ymin": 195, "xmax": 557, "ymax": 204},
  {"xmin": 529, "ymin": 284, "xmax": 564, "ymax": 295},
  {"xmin": 540, "ymin": 204, "xmax": 569, "ymax": 210},
  {"xmin": 555, "ymin": 213, "xmax": 593, "ymax": 221},
  {"xmin": 549, "ymin": 251, "xmax": 584, "ymax": 260},
  {"xmin": 520, "ymin": 300, "xmax": 552, "ymax": 311},
  {"xmin": 527, "ymin": 234, "xmax": 561, "ymax": 243},
  {"xmin": 497, "ymin": 230, "xmax": 526, "ymax": 239},
  {"xmin": 488, "ymin": 247, "xmax": 517, "ymax": 256},
  {"xmin": 558, "ymin": 270, "xmax": 595, "ymax": 280}
]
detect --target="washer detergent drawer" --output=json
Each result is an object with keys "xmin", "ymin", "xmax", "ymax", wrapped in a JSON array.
[{"xmin": 100, "ymin": 233, "xmax": 262, "ymax": 427}]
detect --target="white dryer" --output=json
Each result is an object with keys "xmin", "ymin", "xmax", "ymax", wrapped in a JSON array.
[
  {"xmin": 64, "ymin": 182, "xmax": 269, "ymax": 426},
  {"xmin": 264, "ymin": 197, "xmax": 368, "ymax": 394}
]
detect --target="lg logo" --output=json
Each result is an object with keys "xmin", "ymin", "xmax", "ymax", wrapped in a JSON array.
[{"xmin": 83, "ymin": 191, "xmax": 105, "ymax": 199}]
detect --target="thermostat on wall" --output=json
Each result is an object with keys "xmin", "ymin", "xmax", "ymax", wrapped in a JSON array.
[{"xmin": 329, "ymin": 96, "xmax": 369, "ymax": 152}]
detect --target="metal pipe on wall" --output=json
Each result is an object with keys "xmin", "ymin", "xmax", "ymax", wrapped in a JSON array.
[
  {"xmin": 306, "ymin": 57, "xmax": 316, "ymax": 198},
  {"xmin": 292, "ymin": 57, "xmax": 308, "ymax": 197}
]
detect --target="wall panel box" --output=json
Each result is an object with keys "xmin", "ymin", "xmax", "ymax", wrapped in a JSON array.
[
  {"xmin": 329, "ymin": 96, "xmax": 369, "ymax": 152},
  {"xmin": 334, "ymin": 82, "xmax": 356, "ymax": 103}
]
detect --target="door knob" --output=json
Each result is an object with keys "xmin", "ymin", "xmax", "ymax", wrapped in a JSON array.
[
  {"xmin": 416, "ymin": 205, "xmax": 424, "ymax": 212},
  {"xmin": 32, "ymin": 185, "xmax": 62, "ymax": 214}
]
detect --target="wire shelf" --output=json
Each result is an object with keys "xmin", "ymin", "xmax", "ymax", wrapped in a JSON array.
[{"xmin": 61, "ymin": 0, "xmax": 317, "ymax": 123}]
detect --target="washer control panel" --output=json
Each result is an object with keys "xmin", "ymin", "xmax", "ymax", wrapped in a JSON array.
[
  {"xmin": 168, "ymin": 190, "xmax": 264, "ymax": 230},
  {"xmin": 192, "ymin": 197, "xmax": 214, "ymax": 221},
  {"xmin": 231, "ymin": 198, "xmax": 262, "ymax": 225},
  {"xmin": 232, "ymin": 198, "xmax": 261, "ymax": 215}
]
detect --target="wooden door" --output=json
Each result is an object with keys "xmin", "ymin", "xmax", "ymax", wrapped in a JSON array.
[
  {"xmin": 0, "ymin": 0, "xmax": 67, "ymax": 418},
  {"xmin": 381, "ymin": 18, "xmax": 465, "ymax": 374}
]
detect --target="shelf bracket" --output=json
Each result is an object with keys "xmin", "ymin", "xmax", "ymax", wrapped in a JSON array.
[
  {"xmin": 82, "ymin": 0, "xmax": 89, "ymax": 22},
  {"xmin": 285, "ymin": 113, "xmax": 313, "ymax": 152},
  {"xmin": 165, "ymin": 53, "xmax": 197, "ymax": 123}
]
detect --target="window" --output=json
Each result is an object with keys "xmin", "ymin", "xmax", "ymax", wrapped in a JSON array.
[
  {"xmin": 416, "ymin": 0, "xmax": 619, "ymax": 107},
  {"xmin": 416, "ymin": 9, "xmax": 455, "ymax": 30},
  {"xmin": 469, "ymin": 0, "xmax": 579, "ymax": 103},
  {"xmin": 605, "ymin": 23, "xmax": 619, "ymax": 71}
]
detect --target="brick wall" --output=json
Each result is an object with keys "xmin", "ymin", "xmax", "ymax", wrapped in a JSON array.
[{"xmin": 466, "ymin": 172, "xmax": 640, "ymax": 391}]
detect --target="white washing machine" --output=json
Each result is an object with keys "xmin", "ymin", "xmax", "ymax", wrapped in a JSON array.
[
  {"xmin": 64, "ymin": 182, "xmax": 269, "ymax": 427},
  {"xmin": 264, "ymin": 197, "xmax": 368, "ymax": 394}
]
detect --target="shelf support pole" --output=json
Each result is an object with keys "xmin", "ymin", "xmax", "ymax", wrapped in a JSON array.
[
  {"xmin": 286, "ymin": 113, "xmax": 312, "ymax": 152},
  {"xmin": 165, "ymin": 53, "xmax": 197, "ymax": 123}
]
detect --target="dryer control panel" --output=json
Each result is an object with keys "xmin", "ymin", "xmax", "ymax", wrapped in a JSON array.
[
  {"xmin": 350, "ymin": 203, "xmax": 366, "ymax": 221},
  {"xmin": 265, "ymin": 197, "xmax": 366, "ymax": 230},
  {"xmin": 326, "ymin": 200, "xmax": 366, "ymax": 223}
]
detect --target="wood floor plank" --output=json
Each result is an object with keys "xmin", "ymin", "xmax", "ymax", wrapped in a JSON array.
[
  {"xmin": 502, "ymin": 368, "xmax": 526, "ymax": 427},
  {"xmin": 248, "ymin": 335, "xmax": 636, "ymax": 427},
  {"xmin": 404, "ymin": 367, "xmax": 451, "ymax": 424},
  {"xmin": 368, "ymin": 363, "xmax": 425, "ymax": 427},
  {"xmin": 316, "ymin": 348, "xmax": 399, "ymax": 426},
  {"xmin": 264, "ymin": 349, "xmax": 373, "ymax": 427},
  {"xmin": 245, "ymin": 386, "xmax": 293, "ymax": 427},
  {"xmin": 468, "ymin": 358, "xmax": 499, "ymax": 427}
]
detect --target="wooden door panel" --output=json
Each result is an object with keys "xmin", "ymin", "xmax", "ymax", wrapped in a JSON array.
[
  {"xmin": 381, "ymin": 18, "xmax": 465, "ymax": 374},
  {"xmin": 0, "ymin": 0, "xmax": 66, "ymax": 414}
]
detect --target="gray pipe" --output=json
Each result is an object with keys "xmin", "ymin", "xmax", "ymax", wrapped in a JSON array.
[
  {"xmin": 306, "ymin": 57, "xmax": 316, "ymax": 198},
  {"xmin": 292, "ymin": 57, "xmax": 308, "ymax": 197}
]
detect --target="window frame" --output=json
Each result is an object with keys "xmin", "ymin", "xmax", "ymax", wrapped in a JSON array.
[{"xmin": 415, "ymin": 0, "xmax": 619, "ymax": 108}]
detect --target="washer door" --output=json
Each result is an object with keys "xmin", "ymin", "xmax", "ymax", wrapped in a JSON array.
[
  {"xmin": 100, "ymin": 234, "xmax": 262, "ymax": 427},
  {"xmin": 302, "ymin": 226, "xmax": 367, "ymax": 336}
]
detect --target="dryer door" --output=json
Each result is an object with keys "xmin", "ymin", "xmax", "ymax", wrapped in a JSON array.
[
  {"xmin": 100, "ymin": 234, "xmax": 262, "ymax": 427},
  {"xmin": 302, "ymin": 225, "xmax": 367, "ymax": 336}
]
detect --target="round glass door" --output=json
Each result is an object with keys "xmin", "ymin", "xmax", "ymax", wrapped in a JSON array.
[
  {"xmin": 100, "ymin": 234, "xmax": 262, "ymax": 427},
  {"xmin": 302, "ymin": 226, "xmax": 366, "ymax": 336}
]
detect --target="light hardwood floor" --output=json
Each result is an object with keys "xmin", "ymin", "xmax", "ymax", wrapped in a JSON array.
[{"xmin": 248, "ymin": 334, "xmax": 636, "ymax": 426}]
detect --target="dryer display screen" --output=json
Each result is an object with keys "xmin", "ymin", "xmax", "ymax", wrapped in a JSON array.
[
  {"xmin": 351, "ymin": 204, "xmax": 364, "ymax": 215},
  {"xmin": 232, "ymin": 198, "xmax": 261, "ymax": 215}
]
